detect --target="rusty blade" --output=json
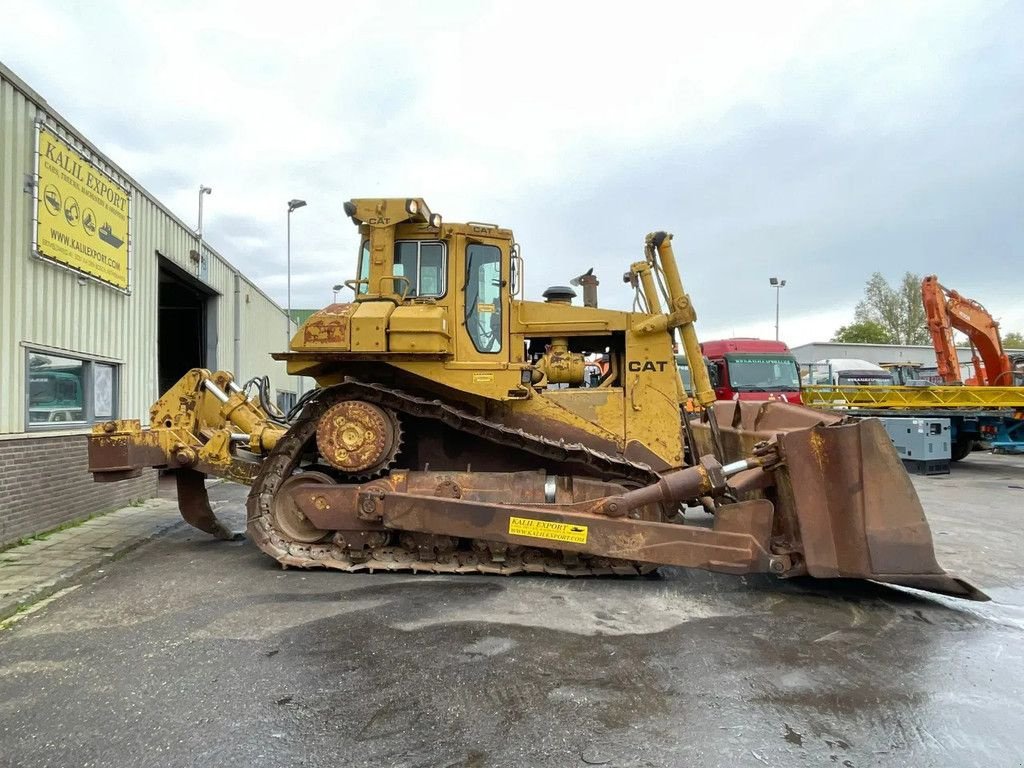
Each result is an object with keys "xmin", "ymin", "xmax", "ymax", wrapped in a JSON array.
[
  {"xmin": 690, "ymin": 401, "xmax": 988, "ymax": 601},
  {"xmin": 778, "ymin": 418, "xmax": 988, "ymax": 601}
]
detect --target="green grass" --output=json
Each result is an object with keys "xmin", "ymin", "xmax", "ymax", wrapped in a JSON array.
[
  {"xmin": 3, "ymin": 509, "xmax": 112, "ymax": 552},
  {"xmin": 3, "ymin": 514, "xmax": 101, "ymax": 550},
  {"xmin": 1, "ymin": 497, "xmax": 154, "ymax": 554}
]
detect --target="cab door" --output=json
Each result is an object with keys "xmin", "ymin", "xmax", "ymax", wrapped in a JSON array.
[{"xmin": 458, "ymin": 234, "xmax": 510, "ymax": 364}]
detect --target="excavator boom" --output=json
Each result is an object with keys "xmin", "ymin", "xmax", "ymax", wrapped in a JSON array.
[{"xmin": 923, "ymin": 274, "xmax": 1016, "ymax": 386}]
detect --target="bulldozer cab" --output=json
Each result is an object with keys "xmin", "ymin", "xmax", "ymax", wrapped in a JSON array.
[
  {"xmin": 343, "ymin": 197, "xmax": 513, "ymax": 365},
  {"xmin": 283, "ymin": 197, "xmax": 688, "ymax": 471}
]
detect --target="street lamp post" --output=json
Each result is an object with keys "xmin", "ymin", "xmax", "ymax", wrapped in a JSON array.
[
  {"xmin": 769, "ymin": 276, "xmax": 787, "ymax": 341},
  {"xmin": 287, "ymin": 199, "xmax": 307, "ymax": 402},
  {"xmin": 332, "ymin": 283, "xmax": 343, "ymax": 303},
  {"xmin": 286, "ymin": 199, "xmax": 307, "ymax": 348},
  {"xmin": 196, "ymin": 185, "xmax": 212, "ymax": 277}
]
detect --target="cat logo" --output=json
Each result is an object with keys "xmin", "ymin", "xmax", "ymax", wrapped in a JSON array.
[{"xmin": 627, "ymin": 360, "xmax": 670, "ymax": 372}]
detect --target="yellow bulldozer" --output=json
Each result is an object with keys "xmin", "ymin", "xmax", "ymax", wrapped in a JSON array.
[{"xmin": 89, "ymin": 198, "xmax": 985, "ymax": 600}]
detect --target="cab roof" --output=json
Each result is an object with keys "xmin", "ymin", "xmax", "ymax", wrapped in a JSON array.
[
  {"xmin": 700, "ymin": 338, "xmax": 793, "ymax": 356},
  {"xmin": 344, "ymin": 197, "xmax": 513, "ymax": 239}
]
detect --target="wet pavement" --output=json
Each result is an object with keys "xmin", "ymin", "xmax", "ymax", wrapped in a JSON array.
[{"xmin": 1, "ymin": 455, "xmax": 1023, "ymax": 768}]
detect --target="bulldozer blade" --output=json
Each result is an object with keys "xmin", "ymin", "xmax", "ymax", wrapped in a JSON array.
[
  {"xmin": 174, "ymin": 469, "xmax": 241, "ymax": 541},
  {"xmin": 691, "ymin": 401, "xmax": 988, "ymax": 601},
  {"xmin": 778, "ymin": 417, "xmax": 988, "ymax": 601}
]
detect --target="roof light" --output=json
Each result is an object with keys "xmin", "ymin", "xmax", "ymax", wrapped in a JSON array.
[
  {"xmin": 430, "ymin": 213, "xmax": 442, "ymax": 228},
  {"xmin": 406, "ymin": 199, "xmax": 419, "ymax": 215}
]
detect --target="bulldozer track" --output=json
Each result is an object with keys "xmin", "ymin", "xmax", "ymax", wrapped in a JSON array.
[{"xmin": 246, "ymin": 381, "xmax": 660, "ymax": 575}]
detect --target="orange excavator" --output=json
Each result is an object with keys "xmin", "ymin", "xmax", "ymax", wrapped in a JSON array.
[{"xmin": 922, "ymin": 275, "xmax": 1024, "ymax": 387}]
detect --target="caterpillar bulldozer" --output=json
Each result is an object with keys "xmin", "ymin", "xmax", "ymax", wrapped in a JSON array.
[{"xmin": 89, "ymin": 198, "xmax": 986, "ymax": 600}]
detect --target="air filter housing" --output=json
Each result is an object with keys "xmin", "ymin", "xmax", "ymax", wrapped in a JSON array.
[{"xmin": 542, "ymin": 286, "xmax": 576, "ymax": 304}]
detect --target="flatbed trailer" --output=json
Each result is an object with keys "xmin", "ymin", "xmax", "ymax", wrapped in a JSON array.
[{"xmin": 801, "ymin": 385, "xmax": 1024, "ymax": 458}]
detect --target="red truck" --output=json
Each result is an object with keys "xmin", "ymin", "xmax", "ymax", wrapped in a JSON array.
[{"xmin": 700, "ymin": 338, "xmax": 803, "ymax": 404}]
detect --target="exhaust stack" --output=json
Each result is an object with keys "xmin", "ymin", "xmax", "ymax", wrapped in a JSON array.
[{"xmin": 570, "ymin": 268, "xmax": 599, "ymax": 308}]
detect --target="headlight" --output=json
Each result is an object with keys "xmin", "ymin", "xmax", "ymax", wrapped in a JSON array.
[
  {"xmin": 406, "ymin": 199, "xmax": 419, "ymax": 215},
  {"xmin": 430, "ymin": 213, "xmax": 442, "ymax": 228}
]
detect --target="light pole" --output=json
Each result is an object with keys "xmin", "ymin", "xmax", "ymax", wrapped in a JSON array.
[
  {"xmin": 286, "ymin": 199, "xmax": 307, "ymax": 348},
  {"xmin": 287, "ymin": 199, "xmax": 307, "ymax": 401},
  {"xmin": 196, "ymin": 185, "xmax": 212, "ymax": 277},
  {"xmin": 769, "ymin": 276, "xmax": 786, "ymax": 341},
  {"xmin": 332, "ymin": 283, "xmax": 343, "ymax": 303}
]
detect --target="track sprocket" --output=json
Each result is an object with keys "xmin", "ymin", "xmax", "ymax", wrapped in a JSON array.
[{"xmin": 316, "ymin": 400, "xmax": 402, "ymax": 478}]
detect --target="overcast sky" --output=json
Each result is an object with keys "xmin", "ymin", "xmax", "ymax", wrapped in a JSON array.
[{"xmin": 3, "ymin": 1, "xmax": 1021, "ymax": 344}]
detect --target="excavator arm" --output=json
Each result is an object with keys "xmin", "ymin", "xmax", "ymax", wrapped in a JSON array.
[{"xmin": 922, "ymin": 274, "xmax": 1014, "ymax": 385}]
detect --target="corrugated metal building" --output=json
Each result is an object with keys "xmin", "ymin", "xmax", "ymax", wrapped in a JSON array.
[
  {"xmin": 0, "ymin": 62, "xmax": 299, "ymax": 545},
  {"xmin": 790, "ymin": 341, "xmax": 1024, "ymax": 379}
]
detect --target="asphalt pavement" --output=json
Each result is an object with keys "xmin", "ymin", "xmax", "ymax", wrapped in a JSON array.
[{"xmin": 1, "ymin": 457, "xmax": 1023, "ymax": 768}]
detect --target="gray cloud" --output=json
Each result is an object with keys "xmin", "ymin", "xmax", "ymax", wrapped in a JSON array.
[{"xmin": 2, "ymin": 0, "xmax": 1020, "ymax": 341}]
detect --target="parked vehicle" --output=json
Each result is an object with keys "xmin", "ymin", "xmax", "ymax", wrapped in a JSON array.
[
  {"xmin": 701, "ymin": 338, "xmax": 803, "ymax": 404},
  {"xmin": 88, "ymin": 197, "xmax": 981, "ymax": 600},
  {"xmin": 674, "ymin": 353, "xmax": 702, "ymax": 413},
  {"xmin": 879, "ymin": 363, "xmax": 934, "ymax": 387},
  {"xmin": 804, "ymin": 358, "xmax": 894, "ymax": 386},
  {"xmin": 922, "ymin": 275, "xmax": 1024, "ymax": 387},
  {"xmin": 28, "ymin": 369, "xmax": 84, "ymax": 423},
  {"xmin": 802, "ymin": 359, "xmax": 1024, "ymax": 458}
]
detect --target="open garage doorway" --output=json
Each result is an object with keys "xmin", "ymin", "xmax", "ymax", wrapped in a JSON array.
[{"xmin": 158, "ymin": 256, "xmax": 219, "ymax": 394}]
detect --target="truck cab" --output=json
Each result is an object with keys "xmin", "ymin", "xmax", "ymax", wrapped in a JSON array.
[
  {"xmin": 880, "ymin": 363, "xmax": 933, "ymax": 386},
  {"xmin": 700, "ymin": 338, "xmax": 802, "ymax": 404},
  {"xmin": 674, "ymin": 353, "xmax": 704, "ymax": 412},
  {"xmin": 805, "ymin": 359, "xmax": 895, "ymax": 386},
  {"xmin": 29, "ymin": 369, "xmax": 84, "ymax": 423}
]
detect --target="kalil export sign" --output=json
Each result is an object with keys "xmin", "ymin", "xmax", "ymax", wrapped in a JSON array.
[{"xmin": 35, "ymin": 127, "xmax": 130, "ymax": 290}]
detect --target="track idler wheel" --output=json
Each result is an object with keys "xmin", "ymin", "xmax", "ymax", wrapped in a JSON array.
[
  {"xmin": 316, "ymin": 400, "xmax": 401, "ymax": 477},
  {"xmin": 271, "ymin": 471, "xmax": 335, "ymax": 543}
]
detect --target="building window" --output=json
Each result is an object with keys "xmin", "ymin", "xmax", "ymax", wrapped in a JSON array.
[
  {"xmin": 26, "ymin": 350, "xmax": 119, "ymax": 428},
  {"xmin": 276, "ymin": 390, "xmax": 297, "ymax": 414}
]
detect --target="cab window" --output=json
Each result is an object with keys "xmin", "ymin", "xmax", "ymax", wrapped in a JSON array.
[
  {"xmin": 394, "ymin": 241, "xmax": 446, "ymax": 298},
  {"xmin": 357, "ymin": 240, "xmax": 370, "ymax": 294},
  {"xmin": 465, "ymin": 244, "xmax": 502, "ymax": 353},
  {"xmin": 419, "ymin": 243, "xmax": 444, "ymax": 295}
]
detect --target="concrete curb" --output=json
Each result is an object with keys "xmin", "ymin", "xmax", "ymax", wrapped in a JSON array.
[{"xmin": 0, "ymin": 515, "xmax": 186, "ymax": 624}]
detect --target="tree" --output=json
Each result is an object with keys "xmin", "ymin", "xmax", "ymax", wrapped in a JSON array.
[
  {"xmin": 1004, "ymin": 331, "xmax": 1024, "ymax": 350},
  {"xmin": 852, "ymin": 272, "xmax": 929, "ymax": 345},
  {"xmin": 831, "ymin": 320, "xmax": 893, "ymax": 344}
]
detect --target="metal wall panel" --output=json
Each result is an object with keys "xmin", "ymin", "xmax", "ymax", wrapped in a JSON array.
[
  {"xmin": 790, "ymin": 342, "xmax": 1009, "ymax": 368},
  {"xmin": 0, "ymin": 66, "xmax": 295, "ymax": 435}
]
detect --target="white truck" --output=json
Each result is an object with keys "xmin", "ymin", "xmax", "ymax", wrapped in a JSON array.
[{"xmin": 803, "ymin": 358, "xmax": 895, "ymax": 387}]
